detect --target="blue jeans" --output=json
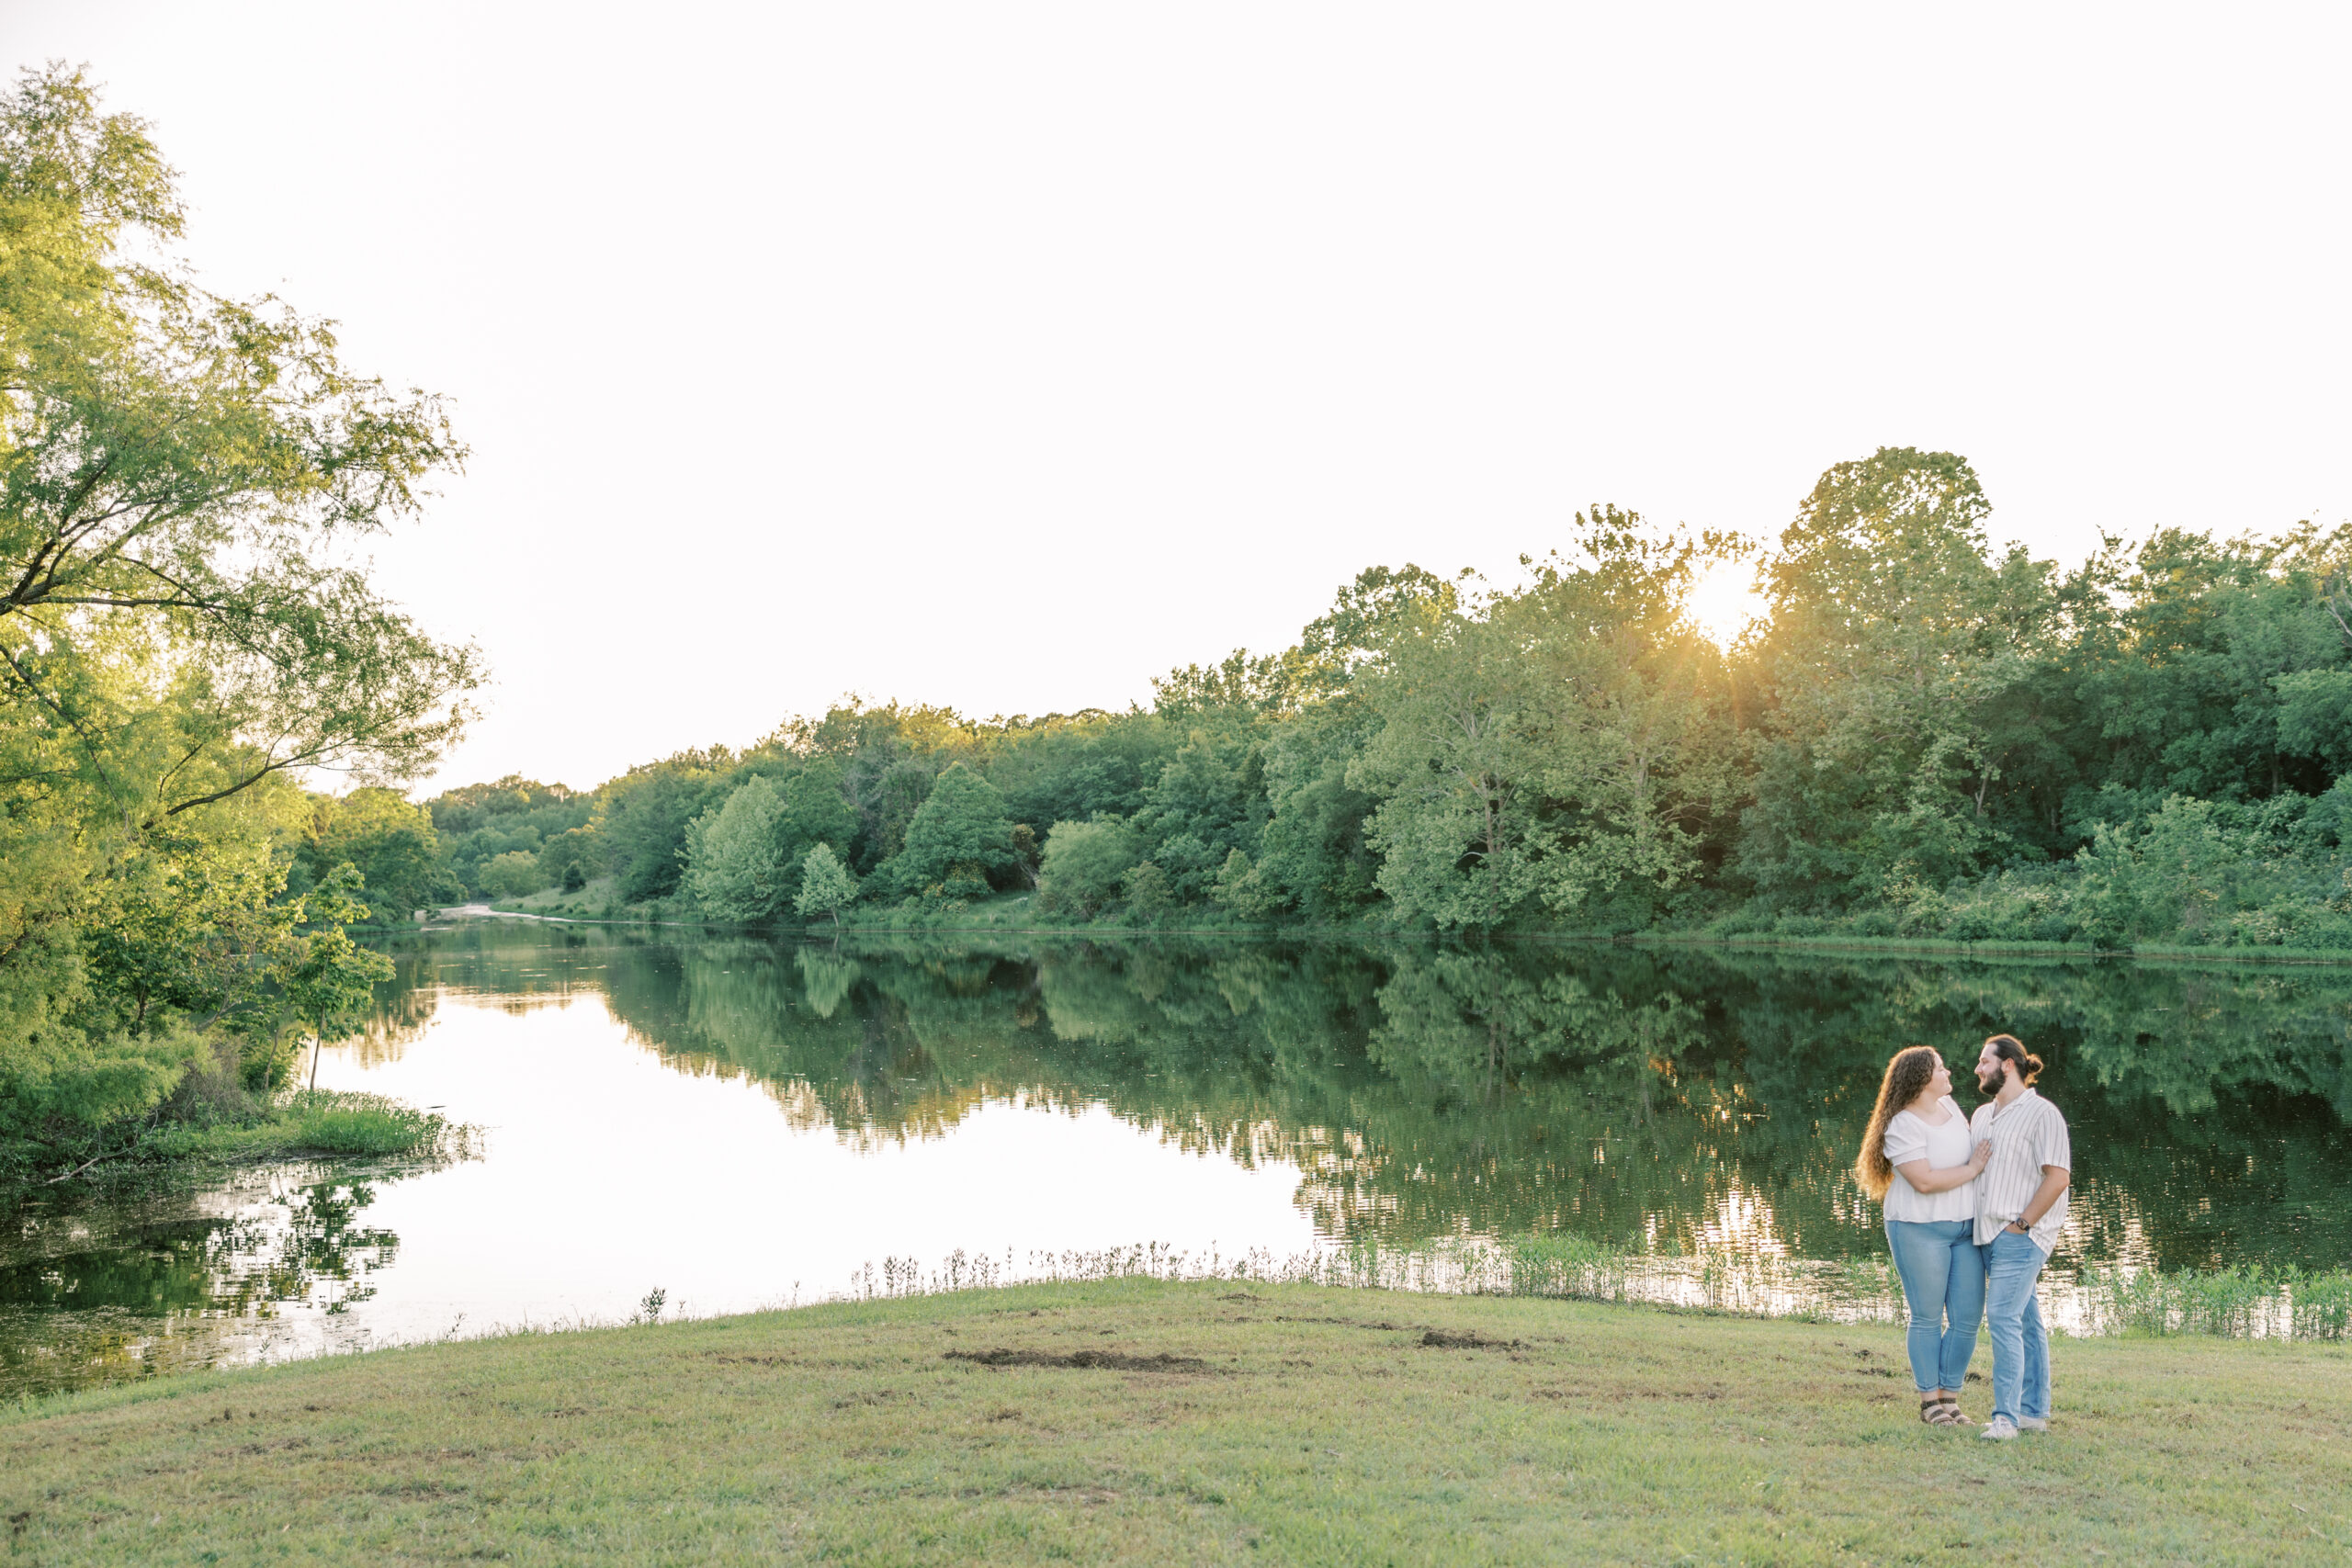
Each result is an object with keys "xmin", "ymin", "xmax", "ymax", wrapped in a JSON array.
[
  {"xmin": 1983, "ymin": 1230, "xmax": 2052, "ymax": 1424},
  {"xmin": 1884, "ymin": 1219, "xmax": 1985, "ymax": 1393}
]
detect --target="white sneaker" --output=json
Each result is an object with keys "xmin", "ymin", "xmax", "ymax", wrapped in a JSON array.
[
  {"xmin": 1979, "ymin": 1416, "xmax": 2019, "ymax": 1441},
  {"xmin": 2017, "ymin": 1416, "xmax": 2050, "ymax": 1431}
]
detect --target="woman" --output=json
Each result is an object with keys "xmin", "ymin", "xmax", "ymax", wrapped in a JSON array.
[{"xmin": 1855, "ymin": 1045, "xmax": 1993, "ymax": 1427}]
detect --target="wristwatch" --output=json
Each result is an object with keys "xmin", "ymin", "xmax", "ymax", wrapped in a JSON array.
[{"xmin": 2007, "ymin": 1219, "xmax": 2030, "ymax": 1233}]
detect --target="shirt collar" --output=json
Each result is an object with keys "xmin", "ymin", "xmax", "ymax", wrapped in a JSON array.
[{"xmin": 1991, "ymin": 1086, "xmax": 2041, "ymax": 1119}]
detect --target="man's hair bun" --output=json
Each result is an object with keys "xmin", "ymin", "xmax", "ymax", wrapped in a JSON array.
[{"xmin": 1983, "ymin": 1033, "xmax": 2042, "ymax": 1083}]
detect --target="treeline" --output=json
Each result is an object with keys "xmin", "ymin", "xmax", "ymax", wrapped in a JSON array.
[{"xmin": 433, "ymin": 455, "xmax": 2352, "ymax": 951}]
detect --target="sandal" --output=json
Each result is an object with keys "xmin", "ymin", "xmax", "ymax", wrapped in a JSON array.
[
  {"xmin": 1919, "ymin": 1396, "xmax": 1965, "ymax": 1426},
  {"xmin": 1935, "ymin": 1395, "xmax": 1971, "ymax": 1427}
]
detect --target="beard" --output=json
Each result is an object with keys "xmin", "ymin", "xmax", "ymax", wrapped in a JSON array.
[{"xmin": 1976, "ymin": 1067, "xmax": 2006, "ymax": 1094}]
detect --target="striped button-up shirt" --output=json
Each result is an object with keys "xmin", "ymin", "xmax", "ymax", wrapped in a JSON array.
[{"xmin": 1969, "ymin": 1088, "xmax": 2072, "ymax": 1253}]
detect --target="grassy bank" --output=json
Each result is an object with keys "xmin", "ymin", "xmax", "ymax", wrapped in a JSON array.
[
  {"xmin": 14, "ymin": 1091, "xmax": 465, "ymax": 1190},
  {"xmin": 1, "ymin": 1280, "xmax": 2345, "ymax": 1565},
  {"xmin": 452, "ymin": 885, "xmax": 2352, "ymax": 964},
  {"xmin": 130, "ymin": 1090, "xmax": 464, "ymax": 1165}
]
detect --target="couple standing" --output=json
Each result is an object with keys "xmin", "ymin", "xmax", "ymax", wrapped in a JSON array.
[{"xmin": 1854, "ymin": 1033, "xmax": 2074, "ymax": 1441}]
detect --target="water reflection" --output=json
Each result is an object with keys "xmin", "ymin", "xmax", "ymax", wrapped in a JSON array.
[
  {"xmin": 376, "ymin": 924, "xmax": 2352, "ymax": 1272},
  {"xmin": 4, "ymin": 922, "xmax": 2347, "ymax": 1396},
  {"xmin": 0, "ymin": 1168, "xmax": 402, "ymax": 1397}
]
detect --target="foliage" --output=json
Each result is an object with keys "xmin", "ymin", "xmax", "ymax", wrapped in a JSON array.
[
  {"xmin": 0, "ymin": 68, "xmax": 473, "ymax": 1160},
  {"xmin": 1035, "ymin": 819, "xmax": 1146, "ymax": 917},
  {"xmin": 300, "ymin": 788, "xmax": 459, "ymax": 920},
  {"xmin": 428, "ymin": 472, "xmax": 2342, "ymax": 952},
  {"xmin": 681, "ymin": 775, "xmax": 796, "ymax": 921},
  {"xmin": 876, "ymin": 763, "xmax": 1020, "ymax": 899},
  {"xmin": 792, "ymin": 843, "xmax": 859, "ymax": 930},
  {"xmin": 479, "ymin": 851, "xmax": 547, "ymax": 900}
]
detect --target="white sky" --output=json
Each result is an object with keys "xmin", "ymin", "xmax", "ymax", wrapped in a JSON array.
[{"xmin": 7, "ymin": 4, "xmax": 2349, "ymax": 792}]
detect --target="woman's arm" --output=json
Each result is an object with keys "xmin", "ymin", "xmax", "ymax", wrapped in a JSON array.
[{"xmin": 1894, "ymin": 1141, "xmax": 1993, "ymax": 1193}]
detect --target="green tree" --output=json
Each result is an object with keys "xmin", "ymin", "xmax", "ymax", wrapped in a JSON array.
[
  {"xmin": 1506, "ymin": 513, "xmax": 1740, "ymax": 920},
  {"xmin": 594, "ymin": 750, "xmax": 729, "ymax": 902},
  {"xmin": 792, "ymin": 843, "xmax": 860, "ymax": 931},
  {"xmin": 877, "ymin": 763, "xmax": 1018, "ymax": 897},
  {"xmin": 0, "ymin": 68, "xmax": 476, "ymax": 1149},
  {"xmin": 1736, "ymin": 448, "xmax": 2061, "ymax": 906},
  {"xmin": 303, "ymin": 788, "xmax": 458, "ymax": 920},
  {"xmin": 0, "ymin": 68, "xmax": 480, "ymax": 812},
  {"xmin": 1036, "ymin": 819, "xmax": 1145, "ymax": 917},
  {"xmin": 1350, "ymin": 607, "xmax": 1549, "ymax": 930},
  {"xmin": 480, "ymin": 851, "xmax": 548, "ymax": 900},
  {"xmin": 682, "ymin": 775, "xmax": 794, "ymax": 920},
  {"xmin": 276, "ymin": 866, "xmax": 394, "ymax": 1093}
]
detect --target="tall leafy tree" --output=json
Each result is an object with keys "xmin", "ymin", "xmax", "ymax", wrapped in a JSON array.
[
  {"xmin": 0, "ymin": 67, "xmax": 477, "ymax": 1144},
  {"xmin": 1506, "ymin": 512, "xmax": 1740, "ymax": 919},
  {"xmin": 1736, "ymin": 448, "xmax": 2060, "ymax": 905},
  {"xmin": 877, "ymin": 763, "xmax": 1018, "ymax": 897},
  {"xmin": 1350, "ymin": 605, "xmax": 1550, "ymax": 930}
]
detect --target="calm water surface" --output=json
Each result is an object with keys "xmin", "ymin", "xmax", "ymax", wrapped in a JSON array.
[{"xmin": 6, "ymin": 920, "xmax": 2348, "ymax": 1395}]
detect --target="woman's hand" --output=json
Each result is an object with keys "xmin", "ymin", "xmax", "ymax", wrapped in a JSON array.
[{"xmin": 1970, "ymin": 1139, "xmax": 1993, "ymax": 1170}]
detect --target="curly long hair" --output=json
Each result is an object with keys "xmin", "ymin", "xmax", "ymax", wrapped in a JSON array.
[{"xmin": 1854, "ymin": 1045, "xmax": 1944, "ymax": 1201}]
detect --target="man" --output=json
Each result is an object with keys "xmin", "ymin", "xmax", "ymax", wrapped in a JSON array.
[{"xmin": 1969, "ymin": 1032, "xmax": 2071, "ymax": 1441}]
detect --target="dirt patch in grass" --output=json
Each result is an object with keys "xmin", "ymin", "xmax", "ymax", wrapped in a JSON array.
[
  {"xmin": 1419, "ymin": 1329, "xmax": 1523, "ymax": 1350},
  {"xmin": 944, "ymin": 1348, "xmax": 1212, "ymax": 1373},
  {"xmin": 1273, "ymin": 1314, "xmax": 1407, "ymax": 1331}
]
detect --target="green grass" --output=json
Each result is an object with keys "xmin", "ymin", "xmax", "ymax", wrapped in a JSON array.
[
  {"xmin": 0, "ymin": 1279, "xmax": 2344, "ymax": 1565},
  {"xmin": 127, "ymin": 1090, "xmax": 463, "ymax": 1165},
  {"xmin": 2079, "ymin": 1263, "xmax": 2352, "ymax": 1340}
]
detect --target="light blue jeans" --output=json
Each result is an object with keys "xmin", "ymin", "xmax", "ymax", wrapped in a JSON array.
[
  {"xmin": 1885, "ymin": 1219, "xmax": 1985, "ymax": 1393},
  {"xmin": 1983, "ymin": 1229, "xmax": 2052, "ymax": 1424}
]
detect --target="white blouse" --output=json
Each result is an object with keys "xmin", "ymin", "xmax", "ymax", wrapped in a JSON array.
[{"xmin": 1882, "ymin": 1096, "xmax": 1977, "ymax": 1224}]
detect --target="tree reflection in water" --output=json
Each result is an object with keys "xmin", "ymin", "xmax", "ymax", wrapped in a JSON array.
[
  {"xmin": 0, "ymin": 1171, "xmax": 401, "ymax": 1397},
  {"xmin": 377, "ymin": 923, "xmax": 2352, "ymax": 1275},
  {"xmin": 7, "ymin": 923, "xmax": 2348, "ymax": 1396}
]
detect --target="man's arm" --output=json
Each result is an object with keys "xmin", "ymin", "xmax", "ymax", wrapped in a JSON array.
[{"xmin": 2008, "ymin": 1166, "xmax": 2071, "ymax": 1232}]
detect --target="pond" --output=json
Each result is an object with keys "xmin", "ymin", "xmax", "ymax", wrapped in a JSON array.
[{"xmin": 5, "ymin": 919, "xmax": 2349, "ymax": 1396}]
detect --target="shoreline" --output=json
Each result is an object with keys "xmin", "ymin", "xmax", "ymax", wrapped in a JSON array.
[{"xmin": 412, "ymin": 903, "xmax": 2352, "ymax": 969}]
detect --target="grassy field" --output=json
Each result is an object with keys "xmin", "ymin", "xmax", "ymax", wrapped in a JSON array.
[{"xmin": 0, "ymin": 1280, "xmax": 2345, "ymax": 1565}]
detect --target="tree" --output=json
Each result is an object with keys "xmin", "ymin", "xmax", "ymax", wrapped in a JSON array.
[
  {"xmin": 682, "ymin": 775, "xmax": 793, "ymax": 920},
  {"xmin": 481, "ymin": 851, "xmax": 548, "ymax": 900},
  {"xmin": 1349, "ymin": 607, "xmax": 1550, "ymax": 930},
  {"xmin": 682, "ymin": 761, "xmax": 861, "ymax": 921},
  {"xmin": 0, "ymin": 67, "xmax": 481, "ymax": 815},
  {"xmin": 276, "ymin": 866, "xmax": 394, "ymax": 1093},
  {"xmin": 1736, "ymin": 448, "xmax": 2060, "ymax": 905},
  {"xmin": 594, "ymin": 750, "xmax": 728, "ymax": 901},
  {"xmin": 303, "ymin": 788, "xmax": 458, "ymax": 919},
  {"xmin": 792, "ymin": 843, "xmax": 859, "ymax": 930},
  {"xmin": 1506, "ymin": 512, "xmax": 1740, "ymax": 919},
  {"xmin": 876, "ymin": 763, "xmax": 1018, "ymax": 897},
  {"xmin": 1036, "ymin": 819, "xmax": 1145, "ymax": 916},
  {"xmin": 0, "ymin": 68, "xmax": 475, "ymax": 1147}
]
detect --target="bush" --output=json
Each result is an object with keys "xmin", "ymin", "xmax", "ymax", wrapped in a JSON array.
[
  {"xmin": 1036, "ymin": 819, "xmax": 1145, "ymax": 917},
  {"xmin": 481, "ymin": 851, "xmax": 548, "ymax": 900}
]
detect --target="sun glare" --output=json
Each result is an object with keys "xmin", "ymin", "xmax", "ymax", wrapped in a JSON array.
[{"xmin": 1683, "ymin": 559, "xmax": 1767, "ymax": 649}]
